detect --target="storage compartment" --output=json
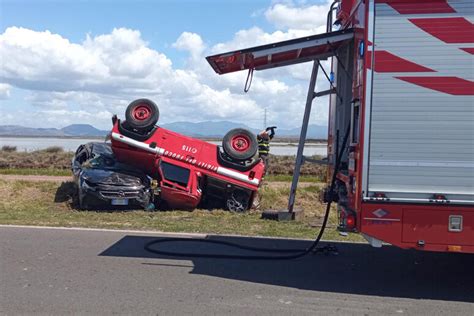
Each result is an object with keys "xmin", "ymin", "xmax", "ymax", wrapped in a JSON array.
[{"xmin": 402, "ymin": 208, "xmax": 474, "ymax": 246}]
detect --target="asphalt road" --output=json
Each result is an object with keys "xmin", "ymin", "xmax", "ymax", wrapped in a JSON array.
[{"xmin": 1, "ymin": 226, "xmax": 473, "ymax": 315}]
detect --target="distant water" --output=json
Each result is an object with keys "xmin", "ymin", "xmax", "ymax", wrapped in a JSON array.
[
  {"xmin": 0, "ymin": 137, "xmax": 104, "ymax": 153},
  {"xmin": 0, "ymin": 137, "xmax": 327, "ymax": 157}
]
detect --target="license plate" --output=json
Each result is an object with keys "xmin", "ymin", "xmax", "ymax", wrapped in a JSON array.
[{"xmin": 111, "ymin": 199, "xmax": 129, "ymax": 206}]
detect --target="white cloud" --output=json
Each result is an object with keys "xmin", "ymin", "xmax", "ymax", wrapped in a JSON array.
[
  {"xmin": 172, "ymin": 32, "xmax": 206, "ymax": 62},
  {"xmin": 0, "ymin": 27, "xmax": 172, "ymax": 94},
  {"xmin": 0, "ymin": 1, "xmax": 333, "ymax": 130},
  {"xmin": 0, "ymin": 83, "xmax": 11, "ymax": 99},
  {"xmin": 210, "ymin": 26, "xmax": 326, "ymax": 55},
  {"xmin": 0, "ymin": 26, "xmax": 262, "ymax": 128},
  {"xmin": 264, "ymin": 1, "xmax": 332, "ymax": 30}
]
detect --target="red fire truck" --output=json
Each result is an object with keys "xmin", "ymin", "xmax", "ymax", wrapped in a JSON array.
[
  {"xmin": 110, "ymin": 99, "xmax": 265, "ymax": 212},
  {"xmin": 206, "ymin": 0, "xmax": 473, "ymax": 253}
]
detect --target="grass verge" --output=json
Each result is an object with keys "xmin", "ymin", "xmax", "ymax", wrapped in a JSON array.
[
  {"xmin": 0, "ymin": 168, "xmax": 71, "ymax": 176},
  {"xmin": 0, "ymin": 179, "xmax": 363, "ymax": 242},
  {"xmin": 265, "ymin": 174, "xmax": 322, "ymax": 183},
  {"xmin": 0, "ymin": 149, "xmax": 327, "ymax": 180},
  {"xmin": 0, "ymin": 170, "xmax": 322, "ymax": 182}
]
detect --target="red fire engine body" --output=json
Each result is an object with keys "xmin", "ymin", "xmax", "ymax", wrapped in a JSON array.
[
  {"xmin": 207, "ymin": 0, "xmax": 474, "ymax": 253},
  {"xmin": 110, "ymin": 100, "xmax": 265, "ymax": 211}
]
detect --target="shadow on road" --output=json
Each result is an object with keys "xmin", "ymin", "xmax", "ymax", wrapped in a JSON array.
[{"xmin": 100, "ymin": 235, "xmax": 474, "ymax": 302}]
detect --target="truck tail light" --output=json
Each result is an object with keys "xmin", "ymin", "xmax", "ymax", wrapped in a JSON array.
[
  {"xmin": 338, "ymin": 206, "xmax": 357, "ymax": 232},
  {"xmin": 346, "ymin": 215, "xmax": 355, "ymax": 228}
]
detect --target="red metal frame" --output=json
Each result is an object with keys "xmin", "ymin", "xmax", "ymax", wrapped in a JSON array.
[{"xmin": 206, "ymin": 29, "xmax": 354, "ymax": 74}]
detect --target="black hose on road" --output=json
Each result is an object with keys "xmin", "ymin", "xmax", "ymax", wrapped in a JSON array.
[{"xmin": 145, "ymin": 127, "xmax": 350, "ymax": 260}]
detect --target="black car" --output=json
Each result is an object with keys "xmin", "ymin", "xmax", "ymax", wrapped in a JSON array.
[{"xmin": 72, "ymin": 142, "xmax": 152, "ymax": 209}]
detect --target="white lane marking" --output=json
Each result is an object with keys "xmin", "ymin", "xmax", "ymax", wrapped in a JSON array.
[
  {"xmin": 0, "ymin": 224, "xmax": 207, "ymax": 238},
  {"xmin": 0, "ymin": 225, "xmax": 369, "ymax": 243}
]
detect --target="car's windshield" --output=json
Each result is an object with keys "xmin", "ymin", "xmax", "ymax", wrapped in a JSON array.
[
  {"xmin": 82, "ymin": 154, "xmax": 116, "ymax": 169},
  {"xmin": 79, "ymin": 143, "xmax": 116, "ymax": 169}
]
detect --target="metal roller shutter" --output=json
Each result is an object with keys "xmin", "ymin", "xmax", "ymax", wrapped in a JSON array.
[{"xmin": 367, "ymin": 0, "xmax": 474, "ymax": 203}]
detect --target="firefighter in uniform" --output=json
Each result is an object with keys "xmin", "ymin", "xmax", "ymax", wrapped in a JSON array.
[
  {"xmin": 257, "ymin": 126, "xmax": 276, "ymax": 172},
  {"xmin": 252, "ymin": 127, "xmax": 276, "ymax": 210}
]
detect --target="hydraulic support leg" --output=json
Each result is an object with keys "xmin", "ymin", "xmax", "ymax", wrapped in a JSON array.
[{"xmin": 288, "ymin": 60, "xmax": 320, "ymax": 213}]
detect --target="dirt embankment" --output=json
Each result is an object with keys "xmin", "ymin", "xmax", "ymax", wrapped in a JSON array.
[
  {"xmin": 269, "ymin": 155, "xmax": 326, "ymax": 178},
  {"xmin": 0, "ymin": 148, "xmax": 72, "ymax": 170}
]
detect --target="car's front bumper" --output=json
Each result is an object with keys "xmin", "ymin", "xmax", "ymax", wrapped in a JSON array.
[{"xmin": 80, "ymin": 182, "xmax": 151, "ymax": 209}]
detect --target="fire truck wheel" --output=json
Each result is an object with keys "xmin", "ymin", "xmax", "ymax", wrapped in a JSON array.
[
  {"xmin": 222, "ymin": 128, "xmax": 258, "ymax": 161},
  {"xmin": 125, "ymin": 99, "xmax": 159, "ymax": 132}
]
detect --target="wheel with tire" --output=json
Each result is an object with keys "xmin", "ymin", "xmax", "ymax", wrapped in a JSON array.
[
  {"xmin": 226, "ymin": 190, "xmax": 249, "ymax": 212},
  {"xmin": 125, "ymin": 99, "xmax": 159, "ymax": 133},
  {"xmin": 77, "ymin": 186, "xmax": 88, "ymax": 210},
  {"xmin": 222, "ymin": 128, "xmax": 257, "ymax": 161}
]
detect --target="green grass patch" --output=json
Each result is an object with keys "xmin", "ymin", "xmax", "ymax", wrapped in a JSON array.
[
  {"xmin": 0, "ymin": 169, "xmax": 322, "ymax": 182},
  {"xmin": 265, "ymin": 174, "xmax": 322, "ymax": 183},
  {"xmin": 0, "ymin": 179, "xmax": 363, "ymax": 242},
  {"xmin": 0, "ymin": 168, "xmax": 71, "ymax": 176}
]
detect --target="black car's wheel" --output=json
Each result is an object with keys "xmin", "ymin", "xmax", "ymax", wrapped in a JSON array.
[
  {"xmin": 226, "ymin": 191, "xmax": 249, "ymax": 212},
  {"xmin": 79, "ymin": 198, "xmax": 89, "ymax": 210},
  {"xmin": 77, "ymin": 187, "xmax": 88, "ymax": 210},
  {"xmin": 125, "ymin": 99, "xmax": 159, "ymax": 132},
  {"xmin": 222, "ymin": 128, "xmax": 257, "ymax": 161}
]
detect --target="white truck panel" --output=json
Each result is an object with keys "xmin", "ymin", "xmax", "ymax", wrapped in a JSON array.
[{"xmin": 367, "ymin": 0, "xmax": 474, "ymax": 203}]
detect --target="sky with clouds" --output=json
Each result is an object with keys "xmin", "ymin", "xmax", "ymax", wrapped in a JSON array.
[{"xmin": 0, "ymin": 0, "xmax": 333, "ymax": 130}]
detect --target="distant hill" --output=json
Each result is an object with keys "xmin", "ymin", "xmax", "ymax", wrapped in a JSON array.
[
  {"xmin": 0, "ymin": 125, "xmax": 66, "ymax": 136},
  {"xmin": 60, "ymin": 124, "xmax": 107, "ymax": 137},
  {"xmin": 0, "ymin": 124, "xmax": 108, "ymax": 137},
  {"xmin": 160, "ymin": 121, "xmax": 327, "ymax": 139},
  {"xmin": 0, "ymin": 122, "xmax": 327, "ymax": 139},
  {"xmin": 275, "ymin": 125, "xmax": 328, "ymax": 139},
  {"xmin": 160, "ymin": 121, "xmax": 254, "ymax": 138}
]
